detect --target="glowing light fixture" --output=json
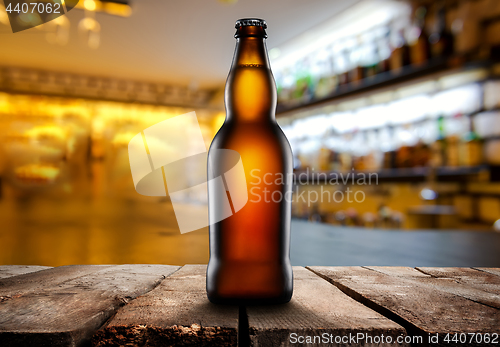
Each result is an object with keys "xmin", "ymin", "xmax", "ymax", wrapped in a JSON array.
[
  {"xmin": 271, "ymin": 1, "xmax": 410, "ymax": 71},
  {"xmin": 0, "ymin": 4, "xmax": 9, "ymax": 25},
  {"xmin": 79, "ymin": 16, "xmax": 101, "ymax": 49},
  {"xmin": 269, "ymin": 48, "xmax": 281, "ymax": 60},
  {"xmin": 75, "ymin": 0, "xmax": 132, "ymax": 17},
  {"xmin": 83, "ymin": 0, "xmax": 97, "ymax": 11},
  {"xmin": 420, "ymin": 188, "xmax": 437, "ymax": 201}
]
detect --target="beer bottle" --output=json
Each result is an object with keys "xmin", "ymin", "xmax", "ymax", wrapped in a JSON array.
[{"xmin": 206, "ymin": 18, "xmax": 293, "ymax": 305}]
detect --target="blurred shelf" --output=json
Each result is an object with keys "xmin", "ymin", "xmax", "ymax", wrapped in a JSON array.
[
  {"xmin": 276, "ymin": 58, "xmax": 494, "ymax": 115},
  {"xmin": 294, "ymin": 165, "xmax": 498, "ymax": 184},
  {"xmin": 435, "ymin": 165, "xmax": 491, "ymax": 181},
  {"xmin": 0, "ymin": 66, "xmax": 218, "ymax": 109}
]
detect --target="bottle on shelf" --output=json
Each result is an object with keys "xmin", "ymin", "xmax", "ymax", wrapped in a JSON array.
[
  {"xmin": 364, "ymin": 129, "xmax": 384, "ymax": 171},
  {"xmin": 339, "ymin": 132, "xmax": 353, "ymax": 172},
  {"xmin": 408, "ymin": 6, "xmax": 430, "ymax": 66},
  {"xmin": 318, "ymin": 146, "xmax": 332, "ymax": 172},
  {"xmin": 429, "ymin": 1, "xmax": 454, "ymax": 59},
  {"xmin": 335, "ymin": 40, "xmax": 351, "ymax": 86},
  {"xmin": 446, "ymin": 134, "xmax": 460, "ymax": 167},
  {"xmin": 380, "ymin": 125, "xmax": 398, "ymax": 169},
  {"xmin": 361, "ymin": 31, "xmax": 379, "ymax": 78},
  {"xmin": 292, "ymin": 58, "xmax": 314, "ymax": 103},
  {"xmin": 312, "ymin": 48, "xmax": 338, "ymax": 99},
  {"xmin": 445, "ymin": 113, "xmax": 468, "ymax": 167},
  {"xmin": 323, "ymin": 128, "xmax": 342, "ymax": 172},
  {"xmin": 348, "ymin": 36, "xmax": 365, "ymax": 84},
  {"xmin": 460, "ymin": 115, "xmax": 483, "ymax": 167},
  {"xmin": 389, "ymin": 24, "xmax": 411, "ymax": 72},
  {"xmin": 377, "ymin": 26, "xmax": 392, "ymax": 74},
  {"xmin": 413, "ymin": 121, "xmax": 432, "ymax": 167},
  {"xmin": 413, "ymin": 139, "xmax": 431, "ymax": 167},
  {"xmin": 395, "ymin": 124, "xmax": 417, "ymax": 168},
  {"xmin": 276, "ymin": 67, "xmax": 295, "ymax": 105},
  {"xmin": 450, "ymin": 1, "xmax": 474, "ymax": 57},
  {"xmin": 430, "ymin": 115, "xmax": 446, "ymax": 167},
  {"xmin": 351, "ymin": 129, "xmax": 368, "ymax": 171}
]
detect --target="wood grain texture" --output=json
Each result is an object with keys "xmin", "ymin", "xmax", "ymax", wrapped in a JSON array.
[
  {"xmin": 308, "ymin": 266, "xmax": 500, "ymax": 346},
  {"xmin": 416, "ymin": 267, "xmax": 500, "ymax": 297},
  {"xmin": 368, "ymin": 266, "xmax": 500, "ymax": 309},
  {"xmin": 363, "ymin": 266, "xmax": 430, "ymax": 278},
  {"xmin": 0, "ymin": 266, "xmax": 52, "ymax": 279},
  {"xmin": 0, "ymin": 264, "xmax": 179, "ymax": 347},
  {"xmin": 246, "ymin": 267, "xmax": 408, "ymax": 347},
  {"xmin": 473, "ymin": 268, "xmax": 500, "ymax": 277},
  {"xmin": 93, "ymin": 265, "xmax": 238, "ymax": 347},
  {"xmin": 0, "ymin": 265, "xmax": 112, "ymax": 298}
]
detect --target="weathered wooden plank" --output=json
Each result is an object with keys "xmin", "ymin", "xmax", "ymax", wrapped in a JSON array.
[
  {"xmin": 308, "ymin": 266, "xmax": 500, "ymax": 346},
  {"xmin": 363, "ymin": 266, "xmax": 430, "ymax": 278},
  {"xmin": 246, "ymin": 267, "xmax": 408, "ymax": 347},
  {"xmin": 93, "ymin": 265, "xmax": 238, "ymax": 347},
  {"xmin": 417, "ymin": 267, "xmax": 500, "ymax": 283},
  {"xmin": 0, "ymin": 265, "xmax": 112, "ymax": 298},
  {"xmin": 0, "ymin": 266, "xmax": 52, "ymax": 279},
  {"xmin": 416, "ymin": 267, "xmax": 500, "ymax": 296},
  {"xmin": 0, "ymin": 265, "xmax": 179, "ymax": 347},
  {"xmin": 473, "ymin": 268, "xmax": 500, "ymax": 277},
  {"xmin": 369, "ymin": 266, "xmax": 500, "ymax": 309}
]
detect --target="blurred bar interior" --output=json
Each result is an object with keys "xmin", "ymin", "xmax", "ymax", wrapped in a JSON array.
[{"xmin": 1, "ymin": 0, "xmax": 500, "ymax": 266}]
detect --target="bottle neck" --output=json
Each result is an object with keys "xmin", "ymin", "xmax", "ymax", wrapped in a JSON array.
[
  {"xmin": 225, "ymin": 29, "xmax": 276, "ymax": 123},
  {"xmin": 232, "ymin": 36, "xmax": 270, "ymax": 68}
]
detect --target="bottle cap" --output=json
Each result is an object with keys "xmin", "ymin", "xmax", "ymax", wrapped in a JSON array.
[{"xmin": 235, "ymin": 18, "xmax": 267, "ymax": 29}]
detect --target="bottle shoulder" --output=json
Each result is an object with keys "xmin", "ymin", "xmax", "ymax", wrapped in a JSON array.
[
  {"xmin": 209, "ymin": 121, "xmax": 292, "ymax": 154},
  {"xmin": 211, "ymin": 120, "xmax": 289, "ymax": 139}
]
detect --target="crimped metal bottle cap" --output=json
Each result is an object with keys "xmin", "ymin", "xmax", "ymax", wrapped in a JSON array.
[{"xmin": 235, "ymin": 18, "xmax": 267, "ymax": 29}]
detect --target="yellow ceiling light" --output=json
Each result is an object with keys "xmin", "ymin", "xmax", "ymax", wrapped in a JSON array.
[
  {"xmin": 79, "ymin": 17, "xmax": 100, "ymax": 31},
  {"xmin": 75, "ymin": 0, "xmax": 132, "ymax": 17},
  {"xmin": 0, "ymin": 4, "xmax": 9, "ymax": 25},
  {"xmin": 78, "ymin": 17, "xmax": 101, "ymax": 49},
  {"xmin": 25, "ymin": 126, "xmax": 67, "ymax": 142},
  {"xmin": 83, "ymin": 0, "xmax": 97, "ymax": 11},
  {"xmin": 15, "ymin": 164, "xmax": 61, "ymax": 184},
  {"xmin": 112, "ymin": 131, "xmax": 137, "ymax": 147},
  {"xmin": 104, "ymin": 2, "xmax": 132, "ymax": 17}
]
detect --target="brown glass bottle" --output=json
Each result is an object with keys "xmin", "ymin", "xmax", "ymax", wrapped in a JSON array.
[
  {"xmin": 206, "ymin": 19, "xmax": 293, "ymax": 305},
  {"xmin": 429, "ymin": 2, "xmax": 453, "ymax": 59}
]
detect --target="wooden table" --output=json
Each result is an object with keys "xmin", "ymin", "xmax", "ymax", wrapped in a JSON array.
[{"xmin": 0, "ymin": 265, "xmax": 499, "ymax": 346}]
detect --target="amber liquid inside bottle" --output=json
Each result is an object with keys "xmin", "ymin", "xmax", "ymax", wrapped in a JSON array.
[{"xmin": 206, "ymin": 19, "xmax": 293, "ymax": 305}]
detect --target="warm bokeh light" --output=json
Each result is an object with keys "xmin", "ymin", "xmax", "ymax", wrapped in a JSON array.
[
  {"xmin": 83, "ymin": 0, "xmax": 96, "ymax": 12},
  {"xmin": 0, "ymin": 92, "xmax": 221, "ymax": 266}
]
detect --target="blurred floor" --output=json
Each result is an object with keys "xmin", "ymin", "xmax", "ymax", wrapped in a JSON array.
[
  {"xmin": 0, "ymin": 160, "xmax": 209, "ymax": 266},
  {"xmin": 1, "ymin": 159, "xmax": 500, "ymax": 267},
  {"xmin": 291, "ymin": 220, "xmax": 500, "ymax": 267}
]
